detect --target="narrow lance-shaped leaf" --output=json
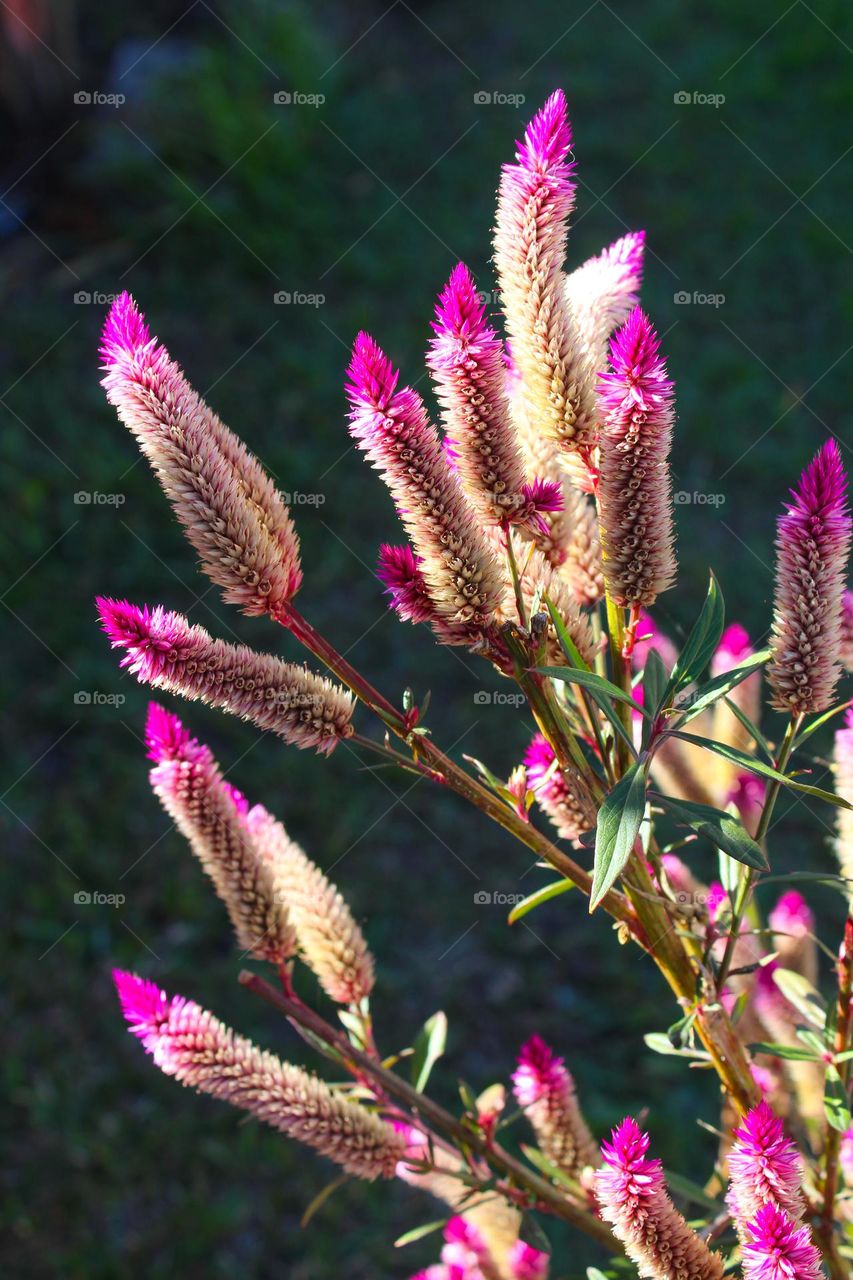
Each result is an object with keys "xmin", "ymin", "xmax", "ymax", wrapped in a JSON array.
[
  {"xmin": 652, "ymin": 793, "xmax": 768, "ymax": 871},
  {"xmin": 591, "ymin": 759, "xmax": 647, "ymax": 911},
  {"xmin": 664, "ymin": 730, "xmax": 853, "ymax": 809},
  {"xmin": 508, "ymin": 878, "xmax": 574, "ymax": 924},
  {"xmin": 670, "ymin": 648, "xmax": 771, "ymax": 724},
  {"xmin": 411, "ymin": 1011, "xmax": 448, "ymax": 1092},
  {"xmin": 662, "ymin": 572, "xmax": 725, "ymax": 701}
]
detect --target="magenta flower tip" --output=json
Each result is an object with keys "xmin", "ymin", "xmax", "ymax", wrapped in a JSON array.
[
  {"xmin": 600, "ymin": 307, "xmax": 673, "ymax": 416},
  {"xmin": 432, "ymin": 261, "xmax": 486, "ymax": 340},
  {"xmin": 522, "ymin": 478, "xmax": 564, "ymax": 516},
  {"xmin": 145, "ymin": 701, "xmax": 197, "ymax": 763},
  {"xmin": 741, "ymin": 1203, "xmax": 822, "ymax": 1280},
  {"xmin": 100, "ymin": 291, "xmax": 150, "ymax": 365},
  {"xmin": 769, "ymin": 890, "xmax": 814, "ymax": 937},
  {"xmin": 113, "ymin": 969, "xmax": 171, "ymax": 1047},
  {"xmin": 600, "ymin": 1116, "xmax": 655, "ymax": 1179},
  {"xmin": 346, "ymin": 331, "xmax": 399, "ymax": 412},
  {"xmin": 508, "ymin": 1240, "xmax": 550, "ymax": 1280},
  {"xmin": 513, "ymin": 1033, "xmax": 564, "ymax": 1105},
  {"xmin": 376, "ymin": 544, "xmax": 434, "ymax": 624},
  {"xmin": 518, "ymin": 89, "xmax": 572, "ymax": 173}
]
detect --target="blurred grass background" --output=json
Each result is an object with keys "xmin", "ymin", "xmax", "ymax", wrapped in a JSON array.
[{"xmin": 2, "ymin": 1, "xmax": 852, "ymax": 1276}]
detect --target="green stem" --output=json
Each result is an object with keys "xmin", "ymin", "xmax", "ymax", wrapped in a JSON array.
[{"xmin": 715, "ymin": 713, "xmax": 803, "ymax": 994}]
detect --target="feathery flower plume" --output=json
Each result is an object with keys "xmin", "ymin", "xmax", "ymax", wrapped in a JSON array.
[
  {"xmin": 834, "ymin": 707, "xmax": 853, "ymax": 896},
  {"xmin": 508, "ymin": 1241, "xmax": 550, "ymax": 1279},
  {"xmin": 494, "ymin": 91, "xmax": 597, "ymax": 451},
  {"xmin": 100, "ymin": 293, "xmax": 301, "ymax": 617},
  {"xmin": 564, "ymin": 231, "xmax": 646, "ymax": 373},
  {"xmin": 97, "ymin": 598, "xmax": 354, "ymax": 754},
  {"xmin": 740, "ymin": 1203, "xmax": 823, "ymax": 1280},
  {"xmin": 510, "ymin": 391, "xmax": 604, "ymax": 602},
  {"xmin": 428, "ymin": 263, "xmax": 560, "ymax": 530},
  {"xmin": 727, "ymin": 1101, "xmax": 805, "ymax": 1229},
  {"xmin": 596, "ymin": 308, "xmax": 676, "ymax": 608},
  {"xmin": 146, "ymin": 703, "xmax": 297, "ymax": 963},
  {"xmin": 523, "ymin": 735, "xmax": 596, "ymax": 842},
  {"xmin": 768, "ymin": 439, "xmax": 851, "ymax": 714},
  {"xmin": 113, "ymin": 971, "xmax": 402, "ymax": 1178},
  {"xmin": 512, "ymin": 1035, "xmax": 598, "ymax": 1177},
  {"xmin": 596, "ymin": 1118, "xmax": 724, "ymax": 1279},
  {"xmin": 769, "ymin": 891, "xmax": 817, "ymax": 983},
  {"xmin": 347, "ymin": 333, "xmax": 504, "ymax": 626},
  {"xmin": 247, "ymin": 804, "xmax": 374, "ymax": 1003},
  {"xmin": 841, "ymin": 588, "xmax": 853, "ymax": 671}
]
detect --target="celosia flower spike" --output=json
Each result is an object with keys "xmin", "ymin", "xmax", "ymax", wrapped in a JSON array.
[
  {"xmin": 428, "ymin": 262, "xmax": 560, "ymax": 531},
  {"xmin": 113, "ymin": 972, "xmax": 401, "ymax": 1178},
  {"xmin": 347, "ymin": 332, "xmax": 504, "ymax": 627},
  {"xmin": 377, "ymin": 544, "xmax": 436, "ymax": 625},
  {"xmin": 741, "ymin": 1203, "xmax": 823, "ymax": 1280},
  {"xmin": 596, "ymin": 1118, "xmax": 725, "ymax": 1279},
  {"xmin": 494, "ymin": 91, "xmax": 598, "ymax": 451},
  {"xmin": 512, "ymin": 1035, "xmax": 598, "ymax": 1177},
  {"xmin": 841, "ymin": 588, "xmax": 853, "ymax": 670},
  {"xmin": 247, "ymin": 804, "xmax": 374, "ymax": 1004},
  {"xmin": 101, "ymin": 293, "xmax": 301, "ymax": 617},
  {"xmin": 564, "ymin": 230, "xmax": 646, "ymax": 374},
  {"xmin": 596, "ymin": 308, "xmax": 677, "ymax": 607},
  {"xmin": 768, "ymin": 438, "xmax": 852, "ymax": 714},
  {"xmin": 524, "ymin": 734, "xmax": 596, "ymax": 842},
  {"xmin": 97, "ymin": 598, "xmax": 354, "ymax": 754},
  {"xmin": 834, "ymin": 706, "xmax": 853, "ymax": 897},
  {"xmin": 726, "ymin": 1101, "xmax": 805, "ymax": 1230},
  {"xmin": 145, "ymin": 703, "xmax": 297, "ymax": 964}
]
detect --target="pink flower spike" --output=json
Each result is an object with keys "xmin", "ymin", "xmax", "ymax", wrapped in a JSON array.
[
  {"xmin": 512, "ymin": 1034, "xmax": 598, "ymax": 1177},
  {"xmin": 564, "ymin": 230, "xmax": 646, "ymax": 374},
  {"xmin": 100, "ymin": 294, "xmax": 302, "ymax": 617},
  {"xmin": 741, "ymin": 1203, "xmax": 823, "ymax": 1280},
  {"xmin": 144, "ymin": 700, "xmax": 209, "ymax": 765},
  {"xmin": 768, "ymin": 891, "xmax": 814, "ymax": 939},
  {"xmin": 97, "ymin": 597, "xmax": 354, "ymax": 754},
  {"xmin": 727, "ymin": 1101, "xmax": 805, "ymax": 1231},
  {"xmin": 840, "ymin": 1125, "xmax": 853, "ymax": 1183},
  {"xmin": 711, "ymin": 623, "xmax": 754, "ymax": 677},
  {"xmin": 841, "ymin": 588, "xmax": 853, "ymax": 671},
  {"xmin": 377, "ymin": 544, "xmax": 435, "ymax": 625},
  {"xmin": 769, "ymin": 438, "xmax": 852, "ymax": 714},
  {"xmin": 597, "ymin": 1117, "xmax": 724, "ymax": 1279},
  {"xmin": 508, "ymin": 1240, "xmax": 549, "ymax": 1280},
  {"xmin": 523, "ymin": 734, "xmax": 596, "ymax": 842},
  {"xmin": 597, "ymin": 308, "xmax": 677, "ymax": 608},
  {"xmin": 347, "ymin": 331, "xmax": 502, "ymax": 627},
  {"xmin": 111, "ymin": 972, "xmax": 402, "ymax": 1179}
]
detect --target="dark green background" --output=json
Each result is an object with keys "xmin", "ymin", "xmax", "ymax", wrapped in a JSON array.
[{"xmin": 3, "ymin": 2, "xmax": 852, "ymax": 1276}]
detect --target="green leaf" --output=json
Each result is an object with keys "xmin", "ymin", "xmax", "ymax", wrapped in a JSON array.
[
  {"xmin": 720, "ymin": 695, "xmax": 774, "ymax": 760},
  {"xmin": 394, "ymin": 1220, "xmax": 448, "ymax": 1248},
  {"xmin": 411, "ymin": 1011, "xmax": 448, "ymax": 1092},
  {"xmin": 664, "ymin": 1169, "xmax": 723, "ymax": 1213},
  {"xmin": 508, "ymin": 878, "xmax": 574, "ymax": 924},
  {"xmin": 773, "ymin": 969, "xmax": 826, "ymax": 1029},
  {"xmin": 642, "ymin": 648, "xmax": 667, "ymax": 720},
  {"xmin": 300, "ymin": 1174, "xmax": 350, "ymax": 1227},
  {"xmin": 793, "ymin": 699, "xmax": 853, "ymax": 750},
  {"xmin": 824, "ymin": 1069, "xmax": 852, "ymax": 1133},
  {"xmin": 671, "ymin": 649, "xmax": 771, "ymax": 724},
  {"xmin": 665, "ymin": 731, "xmax": 853, "ymax": 810},
  {"xmin": 644, "ymin": 1032, "xmax": 711, "ymax": 1060},
  {"xmin": 652, "ymin": 793, "xmax": 768, "ymax": 871},
  {"xmin": 591, "ymin": 760, "xmax": 647, "ymax": 911},
  {"xmin": 520, "ymin": 1144, "xmax": 580, "ymax": 1190},
  {"xmin": 545, "ymin": 596, "xmax": 591, "ymax": 671},
  {"xmin": 748, "ymin": 1041, "xmax": 823, "ymax": 1061},
  {"xmin": 536, "ymin": 666, "xmax": 649, "ymax": 718},
  {"xmin": 663, "ymin": 572, "xmax": 725, "ymax": 699}
]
